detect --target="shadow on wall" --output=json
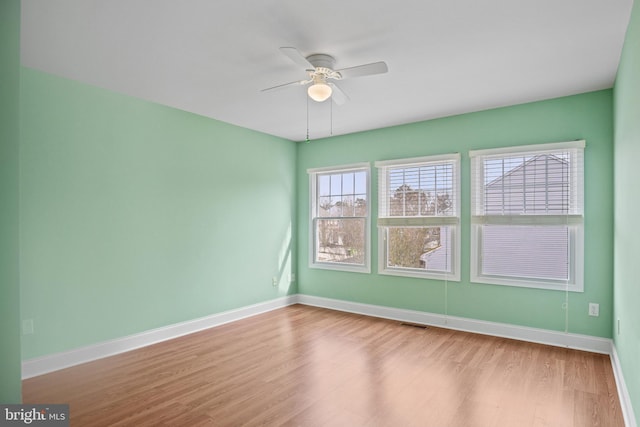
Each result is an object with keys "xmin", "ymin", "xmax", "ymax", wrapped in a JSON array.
[{"xmin": 276, "ymin": 222, "xmax": 294, "ymax": 294}]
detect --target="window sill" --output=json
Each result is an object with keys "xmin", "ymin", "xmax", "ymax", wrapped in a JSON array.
[
  {"xmin": 379, "ymin": 268, "xmax": 460, "ymax": 282},
  {"xmin": 471, "ymin": 275, "xmax": 583, "ymax": 292},
  {"xmin": 310, "ymin": 262, "xmax": 371, "ymax": 274}
]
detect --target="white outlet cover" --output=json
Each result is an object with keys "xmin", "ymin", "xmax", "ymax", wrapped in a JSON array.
[{"xmin": 22, "ymin": 319, "xmax": 34, "ymax": 335}]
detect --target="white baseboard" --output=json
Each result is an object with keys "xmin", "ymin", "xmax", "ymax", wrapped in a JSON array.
[
  {"xmin": 611, "ymin": 344, "xmax": 638, "ymax": 427},
  {"xmin": 21, "ymin": 295, "xmax": 298, "ymax": 379},
  {"xmin": 296, "ymin": 294, "xmax": 613, "ymax": 354},
  {"xmin": 22, "ymin": 292, "xmax": 635, "ymax": 427}
]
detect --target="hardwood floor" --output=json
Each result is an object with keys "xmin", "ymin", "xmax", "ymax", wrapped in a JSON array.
[{"xmin": 22, "ymin": 304, "xmax": 624, "ymax": 426}]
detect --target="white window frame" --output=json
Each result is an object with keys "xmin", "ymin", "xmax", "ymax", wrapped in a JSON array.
[
  {"xmin": 469, "ymin": 140, "xmax": 585, "ymax": 292},
  {"xmin": 375, "ymin": 154, "xmax": 461, "ymax": 281},
  {"xmin": 308, "ymin": 163, "xmax": 371, "ymax": 273}
]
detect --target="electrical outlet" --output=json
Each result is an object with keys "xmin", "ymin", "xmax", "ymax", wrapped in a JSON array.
[
  {"xmin": 22, "ymin": 319, "xmax": 34, "ymax": 335},
  {"xmin": 272, "ymin": 277, "xmax": 278, "ymax": 287},
  {"xmin": 289, "ymin": 273, "xmax": 295, "ymax": 283},
  {"xmin": 588, "ymin": 303, "xmax": 599, "ymax": 317},
  {"xmin": 617, "ymin": 318, "xmax": 621, "ymax": 335}
]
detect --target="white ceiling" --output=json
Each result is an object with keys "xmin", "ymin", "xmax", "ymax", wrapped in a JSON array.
[{"xmin": 21, "ymin": 0, "xmax": 634, "ymax": 142}]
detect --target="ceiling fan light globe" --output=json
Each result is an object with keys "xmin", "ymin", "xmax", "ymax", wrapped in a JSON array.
[{"xmin": 308, "ymin": 83, "xmax": 332, "ymax": 102}]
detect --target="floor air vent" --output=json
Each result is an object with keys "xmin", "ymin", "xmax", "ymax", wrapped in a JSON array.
[{"xmin": 400, "ymin": 322, "xmax": 428, "ymax": 329}]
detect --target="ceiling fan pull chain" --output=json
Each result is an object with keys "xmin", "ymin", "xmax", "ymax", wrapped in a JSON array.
[
  {"xmin": 330, "ymin": 98, "xmax": 333, "ymax": 137},
  {"xmin": 306, "ymin": 94, "xmax": 310, "ymax": 143}
]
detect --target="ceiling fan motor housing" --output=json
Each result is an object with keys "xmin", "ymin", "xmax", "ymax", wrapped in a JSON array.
[{"xmin": 306, "ymin": 54, "xmax": 336, "ymax": 70}]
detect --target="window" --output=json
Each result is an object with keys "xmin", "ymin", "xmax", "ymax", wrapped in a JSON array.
[
  {"xmin": 376, "ymin": 154, "xmax": 460, "ymax": 280},
  {"xmin": 470, "ymin": 140, "xmax": 585, "ymax": 291},
  {"xmin": 308, "ymin": 163, "xmax": 370, "ymax": 272}
]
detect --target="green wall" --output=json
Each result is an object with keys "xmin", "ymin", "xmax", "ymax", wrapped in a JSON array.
[
  {"xmin": 614, "ymin": 0, "xmax": 640, "ymax": 421},
  {"xmin": 20, "ymin": 68, "xmax": 297, "ymax": 359},
  {"xmin": 0, "ymin": 0, "xmax": 22, "ymax": 403},
  {"xmin": 297, "ymin": 90, "xmax": 614, "ymax": 338}
]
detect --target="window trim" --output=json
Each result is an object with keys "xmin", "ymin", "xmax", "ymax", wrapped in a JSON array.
[
  {"xmin": 469, "ymin": 140, "xmax": 585, "ymax": 292},
  {"xmin": 307, "ymin": 163, "xmax": 371, "ymax": 273},
  {"xmin": 375, "ymin": 153, "xmax": 461, "ymax": 281}
]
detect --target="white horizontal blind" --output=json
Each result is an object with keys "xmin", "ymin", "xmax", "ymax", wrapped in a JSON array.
[
  {"xmin": 470, "ymin": 141, "xmax": 584, "ymax": 289},
  {"xmin": 376, "ymin": 154, "xmax": 460, "ymax": 226},
  {"xmin": 481, "ymin": 225, "xmax": 570, "ymax": 280},
  {"xmin": 471, "ymin": 141, "xmax": 584, "ymax": 220}
]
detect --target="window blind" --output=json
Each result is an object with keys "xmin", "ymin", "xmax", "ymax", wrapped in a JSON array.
[
  {"xmin": 376, "ymin": 154, "xmax": 460, "ymax": 227},
  {"xmin": 470, "ymin": 141, "xmax": 584, "ymax": 221}
]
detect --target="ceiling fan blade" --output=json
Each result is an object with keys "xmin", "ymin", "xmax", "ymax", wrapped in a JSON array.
[
  {"xmin": 280, "ymin": 47, "xmax": 315, "ymax": 70},
  {"xmin": 336, "ymin": 61, "xmax": 388, "ymax": 80},
  {"xmin": 329, "ymin": 83, "xmax": 349, "ymax": 105},
  {"xmin": 261, "ymin": 80, "xmax": 309, "ymax": 92}
]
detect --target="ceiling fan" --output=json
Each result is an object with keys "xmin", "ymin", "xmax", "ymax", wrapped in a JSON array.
[{"xmin": 262, "ymin": 47, "xmax": 388, "ymax": 105}]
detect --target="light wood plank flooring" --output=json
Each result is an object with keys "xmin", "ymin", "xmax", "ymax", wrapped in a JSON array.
[{"xmin": 23, "ymin": 304, "xmax": 624, "ymax": 426}]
